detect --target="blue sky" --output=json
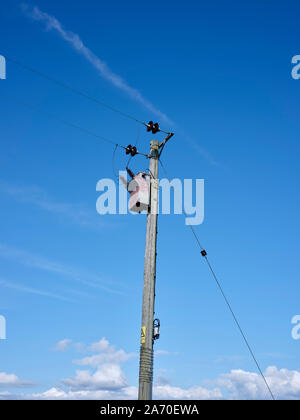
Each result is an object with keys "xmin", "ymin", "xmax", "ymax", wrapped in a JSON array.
[{"xmin": 0, "ymin": 0, "xmax": 300, "ymax": 399}]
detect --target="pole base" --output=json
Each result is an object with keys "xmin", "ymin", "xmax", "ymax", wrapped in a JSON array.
[{"xmin": 138, "ymin": 346, "xmax": 153, "ymax": 400}]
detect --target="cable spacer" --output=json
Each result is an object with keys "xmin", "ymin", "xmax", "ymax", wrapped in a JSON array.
[{"xmin": 201, "ymin": 250, "xmax": 207, "ymax": 257}]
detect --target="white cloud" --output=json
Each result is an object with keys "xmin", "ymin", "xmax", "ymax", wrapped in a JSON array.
[
  {"xmin": 265, "ymin": 366, "xmax": 300, "ymax": 400},
  {"xmin": 22, "ymin": 5, "xmax": 172, "ymax": 126},
  {"xmin": 0, "ymin": 372, "xmax": 35, "ymax": 388},
  {"xmin": 30, "ymin": 386, "xmax": 138, "ymax": 400},
  {"xmin": 88, "ymin": 337, "xmax": 114, "ymax": 353},
  {"xmin": 54, "ymin": 339, "xmax": 72, "ymax": 352},
  {"xmin": 55, "ymin": 337, "xmax": 135, "ymax": 394},
  {"xmin": 61, "ymin": 364, "xmax": 128, "ymax": 390},
  {"xmin": 74, "ymin": 349, "xmax": 135, "ymax": 367},
  {"xmin": 213, "ymin": 366, "xmax": 300, "ymax": 400},
  {"xmin": 32, "ymin": 387, "xmax": 69, "ymax": 399},
  {"xmin": 2, "ymin": 335, "xmax": 300, "ymax": 400},
  {"xmin": 72, "ymin": 337, "xmax": 136, "ymax": 367},
  {"xmin": 153, "ymin": 384, "xmax": 222, "ymax": 400},
  {"xmin": 3, "ymin": 364, "xmax": 300, "ymax": 400},
  {"xmin": 29, "ymin": 383, "xmax": 221, "ymax": 400},
  {"xmin": 46, "ymin": 337, "xmax": 300, "ymax": 400},
  {"xmin": 36, "ymin": 365, "xmax": 300, "ymax": 400}
]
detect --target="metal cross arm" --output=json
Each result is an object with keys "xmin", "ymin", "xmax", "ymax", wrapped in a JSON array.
[{"xmin": 158, "ymin": 132, "xmax": 174, "ymax": 157}]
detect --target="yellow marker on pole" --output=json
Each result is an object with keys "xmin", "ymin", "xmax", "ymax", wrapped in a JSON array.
[{"xmin": 141, "ymin": 326, "xmax": 146, "ymax": 344}]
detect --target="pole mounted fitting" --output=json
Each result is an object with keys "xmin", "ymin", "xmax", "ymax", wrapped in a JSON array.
[{"xmin": 153, "ymin": 319, "xmax": 160, "ymax": 340}]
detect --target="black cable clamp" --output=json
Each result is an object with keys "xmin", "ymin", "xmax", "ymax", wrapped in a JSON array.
[{"xmin": 201, "ymin": 250, "xmax": 207, "ymax": 257}]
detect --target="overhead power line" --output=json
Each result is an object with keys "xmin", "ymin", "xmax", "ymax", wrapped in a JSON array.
[
  {"xmin": 3, "ymin": 53, "xmax": 275, "ymax": 401},
  {"xmin": 0, "ymin": 91, "xmax": 149, "ymax": 157},
  {"xmin": 158, "ymin": 158, "xmax": 276, "ymax": 401},
  {"xmin": 203, "ymin": 256, "xmax": 276, "ymax": 401},
  {"xmin": 5, "ymin": 56, "xmax": 144, "ymax": 125},
  {"xmin": 5, "ymin": 55, "xmax": 172, "ymax": 135}
]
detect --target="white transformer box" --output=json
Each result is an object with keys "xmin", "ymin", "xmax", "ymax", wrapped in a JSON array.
[{"xmin": 128, "ymin": 172, "xmax": 151, "ymax": 213}]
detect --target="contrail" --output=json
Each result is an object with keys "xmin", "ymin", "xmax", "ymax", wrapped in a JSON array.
[
  {"xmin": 0, "ymin": 242, "xmax": 125, "ymax": 296},
  {"xmin": 21, "ymin": 4, "xmax": 173, "ymax": 125},
  {"xmin": 0, "ymin": 277, "xmax": 73, "ymax": 302},
  {"xmin": 20, "ymin": 4, "xmax": 218, "ymax": 165}
]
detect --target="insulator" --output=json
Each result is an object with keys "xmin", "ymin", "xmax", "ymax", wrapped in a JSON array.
[
  {"xmin": 152, "ymin": 122, "xmax": 160, "ymax": 134},
  {"xmin": 126, "ymin": 168, "xmax": 135, "ymax": 179},
  {"xmin": 147, "ymin": 121, "xmax": 154, "ymax": 132},
  {"xmin": 131, "ymin": 146, "xmax": 137, "ymax": 156}
]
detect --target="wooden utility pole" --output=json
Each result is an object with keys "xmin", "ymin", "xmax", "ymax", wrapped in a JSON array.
[{"xmin": 138, "ymin": 139, "xmax": 159, "ymax": 400}]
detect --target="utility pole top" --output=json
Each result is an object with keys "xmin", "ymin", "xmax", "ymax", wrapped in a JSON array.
[{"xmin": 150, "ymin": 139, "xmax": 159, "ymax": 149}]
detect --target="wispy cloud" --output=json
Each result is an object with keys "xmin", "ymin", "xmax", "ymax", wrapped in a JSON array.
[
  {"xmin": 21, "ymin": 4, "xmax": 172, "ymax": 126},
  {"xmin": 20, "ymin": 5, "xmax": 220, "ymax": 166},
  {"xmin": 176, "ymin": 129, "xmax": 220, "ymax": 167},
  {"xmin": 155, "ymin": 350, "xmax": 179, "ymax": 356},
  {"xmin": 0, "ymin": 243, "xmax": 124, "ymax": 296},
  {"xmin": 0, "ymin": 277, "xmax": 72, "ymax": 302},
  {"xmin": 0, "ymin": 180, "xmax": 111, "ymax": 231},
  {"xmin": 54, "ymin": 339, "xmax": 72, "ymax": 352}
]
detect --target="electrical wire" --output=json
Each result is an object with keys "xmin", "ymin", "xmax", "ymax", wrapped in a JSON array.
[
  {"xmin": 5, "ymin": 56, "xmax": 145, "ymax": 126},
  {"xmin": 0, "ymin": 91, "xmax": 148, "ymax": 158},
  {"xmin": 112, "ymin": 143, "xmax": 120, "ymax": 184},
  {"xmin": 0, "ymin": 91, "xmax": 116, "ymax": 144},
  {"xmin": 203, "ymin": 256, "xmax": 276, "ymax": 401},
  {"xmin": 5, "ymin": 55, "xmax": 172, "ymax": 135},
  {"xmin": 158, "ymin": 158, "xmax": 276, "ymax": 401},
  {"xmin": 4, "ymin": 54, "xmax": 274, "ymax": 399}
]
